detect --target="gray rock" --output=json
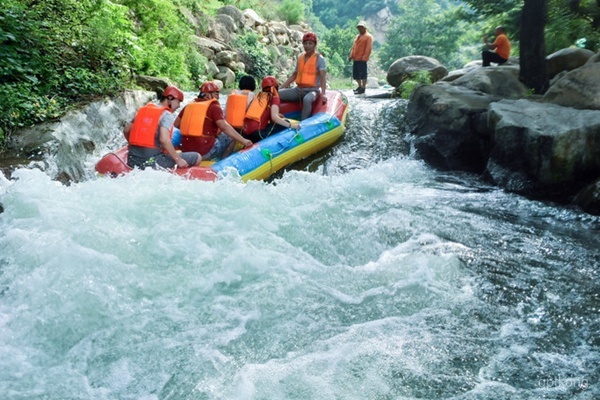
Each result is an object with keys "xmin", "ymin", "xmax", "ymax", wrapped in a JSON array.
[
  {"xmin": 387, "ymin": 56, "xmax": 448, "ymax": 87},
  {"xmin": 487, "ymin": 99, "xmax": 600, "ymax": 198},
  {"xmin": 406, "ymin": 84, "xmax": 501, "ymax": 172},
  {"xmin": 543, "ymin": 63, "xmax": 600, "ymax": 110},
  {"xmin": 450, "ymin": 67, "xmax": 527, "ymax": 98},
  {"xmin": 546, "ymin": 47, "xmax": 594, "ymax": 78}
]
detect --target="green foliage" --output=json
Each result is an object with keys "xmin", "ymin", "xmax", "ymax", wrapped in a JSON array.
[
  {"xmin": 0, "ymin": 0, "xmax": 134, "ymax": 143},
  {"xmin": 398, "ymin": 70, "xmax": 432, "ymax": 99},
  {"xmin": 320, "ymin": 23, "xmax": 357, "ymax": 78},
  {"xmin": 279, "ymin": 0, "xmax": 305, "ymax": 24},
  {"xmin": 233, "ymin": 31, "xmax": 276, "ymax": 82},
  {"xmin": 378, "ymin": 0, "xmax": 466, "ymax": 70}
]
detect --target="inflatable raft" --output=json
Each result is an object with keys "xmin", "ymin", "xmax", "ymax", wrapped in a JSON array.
[{"xmin": 95, "ymin": 90, "xmax": 349, "ymax": 182}]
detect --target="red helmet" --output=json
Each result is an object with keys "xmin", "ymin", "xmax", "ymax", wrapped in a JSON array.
[
  {"xmin": 302, "ymin": 32, "xmax": 318, "ymax": 43},
  {"xmin": 261, "ymin": 76, "xmax": 279, "ymax": 90},
  {"xmin": 163, "ymin": 85, "xmax": 184, "ymax": 101},
  {"xmin": 200, "ymin": 81, "xmax": 220, "ymax": 94}
]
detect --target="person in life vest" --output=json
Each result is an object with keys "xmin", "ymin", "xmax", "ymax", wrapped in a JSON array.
[
  {"xmin": 124, "ymin": 85, "xmax": 201, "ymax": 169},
  {"xmin": 225, "ymin": 75, "xmax": 256, "ymax": 131},
  {"xmin": 482, "ymin": 26, "xmax": 511, "ymax": 66},
  {"xmin": 242, "ymin": 76, "xmax": 301, "ymax": 143},
  {"xmin": 348, "ymin": 21, "xmax": 373, "ymax": 95},
  {"xmin": 279, "ymin": 32, "xmax": 328, "ymax": 120},
  {"xmin": 173, "ymin": 81, "xmax": 253, "ymax": 161}
]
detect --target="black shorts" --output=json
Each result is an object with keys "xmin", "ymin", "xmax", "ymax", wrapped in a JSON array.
[{"xmin": 353, "ymin": 61, "xmax": 368, "ymax": 80}]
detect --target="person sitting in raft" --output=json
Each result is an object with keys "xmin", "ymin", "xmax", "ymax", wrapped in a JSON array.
[
  {"xmin": 242, "ymin": 76, "xmax": 301, "ymax": 143},
  {"xmin": 278, "ymin": 31, "xmax": 328, "ymax": 120},
  {"xmin": 124, "ymin": 85, "xmax": 201, "ymax": 170},
  {"xmin": 174, "ymin": 81, "xmax": 253, "ymax": 161},
  {"xmin": 225, "ymin": 75, "xmax": 256, "ymax": 132}
]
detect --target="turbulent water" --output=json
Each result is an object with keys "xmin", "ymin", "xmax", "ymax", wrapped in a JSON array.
[{"xmin": 0, "ymin": 91, "xmax": 598, "ymax": 399}]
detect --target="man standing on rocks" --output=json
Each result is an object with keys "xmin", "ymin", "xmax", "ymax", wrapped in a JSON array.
[
  {"xmin": 349, "ymin": 21, "xmax": 373, "ymax": 95},
  {"xmin": 482, "ymin": 26, "xmax": 511, "ymax": 67}
]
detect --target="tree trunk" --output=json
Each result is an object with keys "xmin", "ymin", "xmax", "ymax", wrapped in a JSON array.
[{"xmin": 519, "ymin": 0, "xmax": 549, "ymax": 94}]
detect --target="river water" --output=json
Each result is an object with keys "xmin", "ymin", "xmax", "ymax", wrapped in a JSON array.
[{"xmin": 0, "ymin": 91, "xmax": 598, "ymax": 399}]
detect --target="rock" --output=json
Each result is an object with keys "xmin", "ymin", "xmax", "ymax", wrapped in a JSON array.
[
  {"xmin": 242, "ymin": 9, "xmax": 264, "ymax": 28},
  {"xmin": 217, "ymin": 5, "xmax": 244, "ymax": 30},
  {"xmin": 387, "ymin": 56, "xmax": 448, "ymax": 87},
  {"xmin": 487, "ymin": 99, "xmax": 600, "ymax": 199},
  {"xmin": 543, "ymin": 63, "xmax": 600, "ymax": 110},
  {"xmin": 450, "ymin": 66, "xmax": 528, "ymax": 98},
  {"xmin": 574, "ymin": 179, "xmax": 600, "ymax": 215},
  {"xmin": 546, "ymin": 47, "xmax": 595, "ymax": 78},
  {"xmin": 406, "ymin": 83, "xmax": 501, "ymax": 172},
  {"xmin": 216, "ymin": 66, "xmax": 236, "ymax": 87},
  {"xmin": 367, "ymin": 77, "xmax": 379, "ymax": 88},
  {"xmin": 134, "ymin": 76, "xmax": 173, "ymax": 97},
  {"xmin": 586, "ymin": 51, "xmax": 600, "ymax": 64}
]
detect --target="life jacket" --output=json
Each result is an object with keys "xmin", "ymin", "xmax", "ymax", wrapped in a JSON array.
[
  {"xmin": 179, "ymin": 99, "xmax": 219, "ymax": 137},
  {"xmin": 225, "ymin": 90, "xmax": 252, "ymax": 129},
  {"xmin": 244, "ymin": 92, "xmax": 271, "ymax": 123},
  {"xmin": 128, "ymin": 103, "xmax": 170, "ymax": 148},
  {"xmin": 296, "ymin": 52, "xmax": 319, "ymax": 87}
]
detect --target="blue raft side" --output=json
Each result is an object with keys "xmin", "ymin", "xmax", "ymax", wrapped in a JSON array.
[{"xmin": 211, "ymin": 112, "xmax": 342, "ymax": 176}]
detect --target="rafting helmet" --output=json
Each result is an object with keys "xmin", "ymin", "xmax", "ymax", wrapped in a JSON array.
[
  {"xmin": 261, "ymin": 76, "xmax": 279, "ymax": 90},
  {"xmin": 302, "ymin": 32, "xmax": 318, "ymax": 43},
  {"xmin": 163, "ymin": 85, "xmax": 184, "ymax": 102},
  {"xmin": 200, "ymin": 81, "xmax": 220, "ymax": 94}
]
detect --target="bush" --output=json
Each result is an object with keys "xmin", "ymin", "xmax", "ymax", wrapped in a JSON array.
[{"xmin": 398, "ymin": 71, "xmax": 432, "ymax": 99}]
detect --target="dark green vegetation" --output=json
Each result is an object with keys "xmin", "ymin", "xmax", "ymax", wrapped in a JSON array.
[{"xmin": 1, "ymin": 0, "xmax": 598, "ymax": 148}]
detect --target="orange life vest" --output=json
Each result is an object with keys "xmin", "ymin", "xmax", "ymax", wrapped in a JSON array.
[
  {"xmin": 128, "ymin": 103, "xmax": 170, "ymax": 148},
  {"xmin": 179, "ymin": 99, "xmax": 218, "ymax": 137},
  {"xmin": 225, "ymin": 90, "xmax": 252, "ymax": 129},
  {"xmin": 296, "ymin": 52, "xmax": 319, "ymax": 87},
  {"xmin": 244, "ymin": 92, "xmax": 271, "ymax": 123}
]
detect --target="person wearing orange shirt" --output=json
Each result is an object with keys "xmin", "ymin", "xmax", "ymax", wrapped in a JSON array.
[
  {"xmin": 349, "ymin": 21, "xmax": 373, "ymax": 95},
  {"xmin": 482, "ymin": 26, "xmax": 511, "ymax": 67}
]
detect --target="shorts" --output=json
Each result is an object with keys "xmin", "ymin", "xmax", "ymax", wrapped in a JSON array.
[
  {"xmin": 205, "ymin": 133, "xmax": 232, "ymax": 160},
  {"xmin": 128, "ymin": 152, "xmax": 199, "ymax": 169},
  {"xmin": 353, "ymin": 61, "xmax": 368, "ymax": 80}
]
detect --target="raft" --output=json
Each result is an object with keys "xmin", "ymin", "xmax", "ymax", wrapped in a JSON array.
[{"xmin": 95, "ymin": 90, "xmax": 349, "ymax": 182}]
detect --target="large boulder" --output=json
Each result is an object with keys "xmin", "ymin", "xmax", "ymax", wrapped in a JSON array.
[
  {"xmin": 242, "ymin": 9, "xmax": 265, "ymax": 28},
  {"xmin": 217, "ymin": 5, "xmax": 244, "ymax": 30},
  {"xmin": 405, "ymin": 83, "xmax": 501, "ymax": 172},
  {"xmin": 486, "ymin": 99, "xmax": 600, "ymax": 199},
  {"xmin": 387, "ymin": 56, "xmax": 448, "ymax": 87},
  {"xmin": 451, "ymin": 66, "xmax": 528, "ymax": 98},
  {"xmin": 546, "ymin": 47, "xmax": 595, "ymax": 78},
  {"xmin": 586, "ymin": 51, "xmax": 600, "ymax": 64},
  {"xmin": 543, "ymin": 63, "xmax": 600, "ymax": 110},
  {"xmin": 134, "ymin": 76, "xmax": 173, "ymax": 97}
]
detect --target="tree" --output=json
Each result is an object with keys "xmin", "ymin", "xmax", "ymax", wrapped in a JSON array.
[
  {"xmin": 378, "ymin": 0, "xmax": 465, "ymax": 70},
  {"xmin": 520, "ymin": 0, "xmax": 549, "ymax": 93}
]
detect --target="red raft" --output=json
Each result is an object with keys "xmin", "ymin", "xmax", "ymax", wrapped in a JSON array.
[{"xmin": 95, "ymin": 91, "xmax": 349, "ymax": 182}]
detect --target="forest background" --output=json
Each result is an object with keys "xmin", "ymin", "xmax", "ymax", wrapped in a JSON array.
[{"xmin": 1, "ymin": 0, "xmax": 599, "ymax": 148}]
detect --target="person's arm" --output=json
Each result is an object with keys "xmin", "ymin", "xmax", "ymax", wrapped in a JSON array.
[
  {"xmin": 364, "ymin": 35, "xmax": 373, "ymax": 60},
  {"xmin": 216, "ymin": 119, "xmax": 253, "ymax": 148},
  {"xmin": 159, "ymin": 126, "xmax": 189, "ymax": 168},
  {"xmin": 280, "ymin": 71, "xmax": 297, "ymax": 89},
  {"xmin": 270, "ymin": 104, "xmax": 300, "ymax": 129},
  {"xmin": 483, "ymin": 36, "xmax": 498, "ymax": 50},
  {"xmin": 319, "ymin": 57, "xmax": 327, "ymax": 104}
]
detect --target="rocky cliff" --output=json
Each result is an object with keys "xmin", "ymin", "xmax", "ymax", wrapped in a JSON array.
[{"xmin": 399, "ymin": 49, "xmax": 600, "ymax": 214}]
